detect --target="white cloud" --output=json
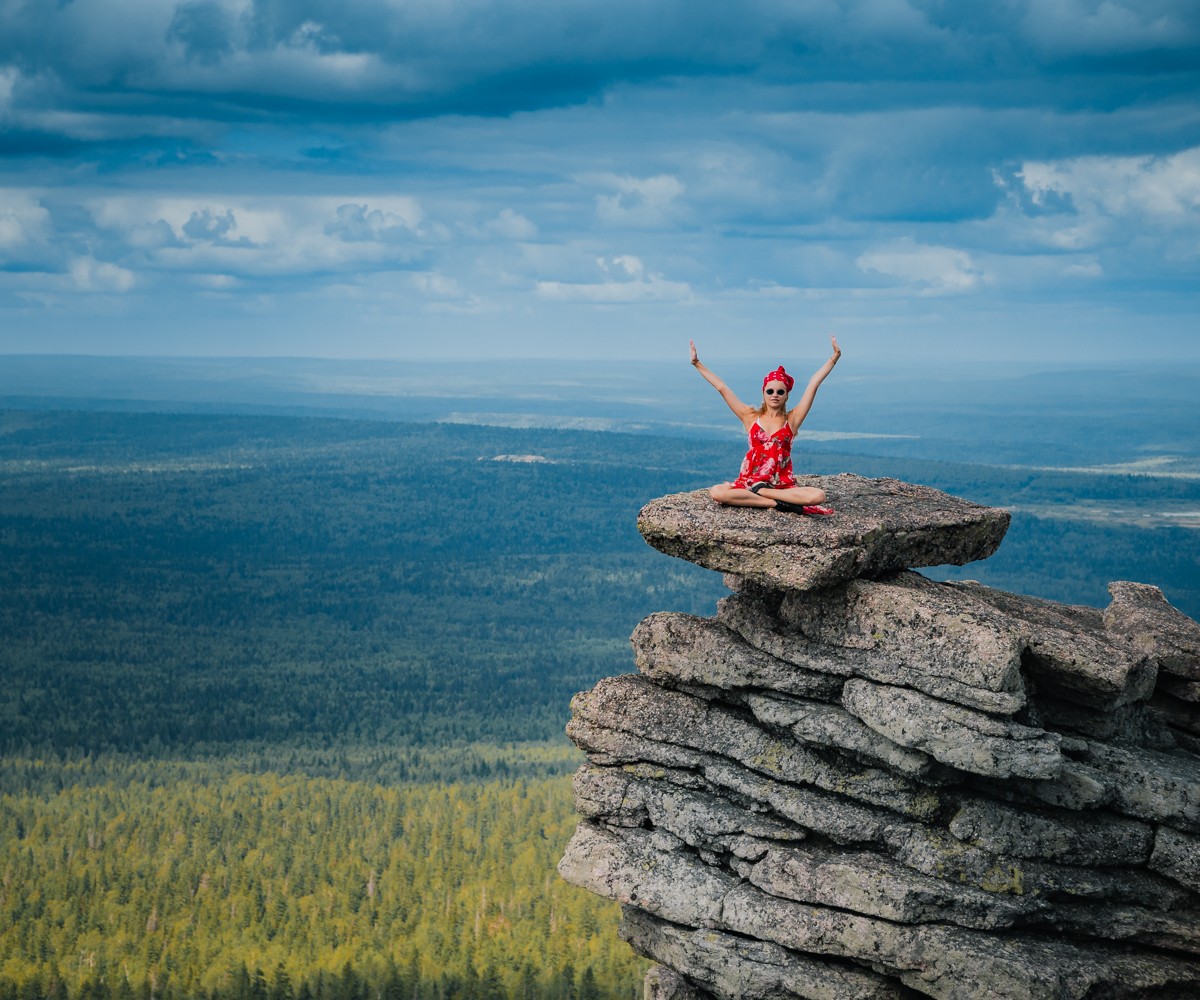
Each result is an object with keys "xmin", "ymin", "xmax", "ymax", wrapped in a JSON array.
[
  {"xmin": 84, "ymin": 193, "xmax": 438, "ymax": 279},
  {"xmin": 325, "ymin": 201, "xmax": 425, "ymax": 242},
  {"xmin": 485, "ymin": 209, "xmax": 537, "ymax": 240},
  {"xmin": 856, "ymin": 239, "xmax": 984, "ymax": 295},
  {"xmin": 410, "ymin": 272, "xmax": 463, "ymax": 298},
  {"xmin": 594, "ymin": 174, "xmax": 685, "ymax": 227},
  {"xmin": 536, "ymin": 255, "xmax": 691, "ymax": 302},
  {"xmin": 607, "ymin": 255, "xmax": 644, "ymax": 277},
  {"xmin": 70, "ymin": 255, "xmax": 135, "ymax": 292},
  {"xmin": 1020, "ymin": 148, "xmax": 1200, "ymax": 223},
  {"xmin": 0, "ymin": 190, "xmax": 50, "ymax": 252},
  {"xmin": 1005, "ymin": 148, "xmax": 1200, "ymax": 270}
]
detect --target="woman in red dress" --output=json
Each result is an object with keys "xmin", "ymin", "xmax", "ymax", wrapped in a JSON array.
[{"xmin": 689, "ymin": 337, "xmax": 841, "ymax": 515}]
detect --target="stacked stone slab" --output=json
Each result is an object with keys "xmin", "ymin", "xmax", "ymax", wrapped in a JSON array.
[{"xmin": 558, "ymin": 475, "xmax": 1200, "ymax": 1000}]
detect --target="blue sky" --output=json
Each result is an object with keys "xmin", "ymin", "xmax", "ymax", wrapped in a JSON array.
[{"xmin": 1, "ymin": 0, "xmax": 1198, "ymax": 362}]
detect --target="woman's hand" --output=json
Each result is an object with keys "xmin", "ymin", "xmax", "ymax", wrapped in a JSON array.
[
  {"xmin": 689, "ymin": 339, "xmax": 699, "ymax": 366},
  {"xmin": 830, "ymin": 335, "xmax": 841, "ymax": 363}
]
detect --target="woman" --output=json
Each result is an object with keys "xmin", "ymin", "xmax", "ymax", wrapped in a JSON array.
[{"xmin": 690, "ymin": 337, "xmax": 841, "ymax": 514}]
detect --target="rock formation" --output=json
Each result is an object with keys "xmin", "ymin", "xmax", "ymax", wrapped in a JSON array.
[{"xmin": 558, "ymin": 475, "xmax": 1200, "ymax": 999}]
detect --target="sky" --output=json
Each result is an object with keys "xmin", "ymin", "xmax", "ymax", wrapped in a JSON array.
[{"xmin": 1, "ymin": 0, "xmax": 1198, "ymax": 363}]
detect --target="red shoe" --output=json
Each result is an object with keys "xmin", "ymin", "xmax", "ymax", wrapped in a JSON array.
[{"xmin": 774, "ymin": 501, "xmax": 834, "ymax": 515}]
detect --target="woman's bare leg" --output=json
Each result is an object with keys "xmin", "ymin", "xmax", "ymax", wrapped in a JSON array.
[
  {"xmin": 710, "ymin": 484, "xmax": 828, "ymax": 508},
  {"xmin": 710, "ymin": 484, "xmax": 776, "ymax": 507},
  {"xmin": 753, "ymin": 485, "xmax": 827, "ymax": 506}
]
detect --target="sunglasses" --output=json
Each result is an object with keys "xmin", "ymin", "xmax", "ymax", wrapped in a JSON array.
[{"xmin": 764, "ymin": 388, "xmax": 788, "ymax": 396}]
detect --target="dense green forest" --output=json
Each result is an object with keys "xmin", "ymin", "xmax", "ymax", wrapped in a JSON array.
[
  {"xmin": 0, "ymin": 764, "xmax": 638, "ymax": 1000},
  {"xmin": 1, "ymin": 407, "xmax": 1197, "ymax": 1000}
]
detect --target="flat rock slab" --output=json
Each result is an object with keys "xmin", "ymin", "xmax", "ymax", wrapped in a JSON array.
[
  {"xmin": 623, "ymin": 910, "xmax": 908, "ymax": 1000},
  {"xmin": 841, "ymin": 679, "xmax": 1064, "ymax": 780},
  {"xmin": 638, "ymin": 475, "xmax": 1009, "ymax": 592},
  {"xmin": 1104, "ymin": 581, "xmax": 1200, "ymax": 680}
]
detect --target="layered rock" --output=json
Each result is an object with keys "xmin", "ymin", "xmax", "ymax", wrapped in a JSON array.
[{"xmin": 559, "ymin": 481, "xmax": 1200, "ymax": 1000}]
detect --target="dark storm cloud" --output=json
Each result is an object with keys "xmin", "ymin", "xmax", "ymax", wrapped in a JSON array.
[
  {"xmin": 168, "ymin": 1, "xmax": 239, "ymax": 65},
  {"xmin": 2, "ymin": 0, "xmax": 1197, "ymax": 138}
]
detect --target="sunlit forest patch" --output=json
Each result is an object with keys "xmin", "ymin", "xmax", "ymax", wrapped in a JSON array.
[{"xmin": 0, "ymin": 762, "xmax": 640, "ymax": 1000}]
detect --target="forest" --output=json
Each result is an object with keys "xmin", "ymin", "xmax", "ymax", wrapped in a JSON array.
[
  {"xmin": 0, "ymin": 764, "xmax": 637, "ymax": 1000},
  {"xmin": 1, "ymin": 407, "xmax": 1197, "ymax": 1000}
]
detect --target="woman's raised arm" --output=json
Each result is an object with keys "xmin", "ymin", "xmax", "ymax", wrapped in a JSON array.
[
  {"xmin": 787, "ymin": 336, "xmax": 841, "ymax": 430},
  {"xmin": 691, "ymin": 340, "xmax": 755, "ymax": 422}
]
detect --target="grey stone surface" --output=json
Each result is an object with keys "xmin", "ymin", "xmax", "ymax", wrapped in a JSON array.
[
  {"xmin": 778, "ymin": 572, "xmax": 1025, "ymax": 695},
  {"xmin": 566, "ymin": 721, "xmax": 898, "ymax": 846},
  {"xmin": 884, "ymin": 817, "xmax": 1192, "ymax": 907},
  {"xmin": 717, "ymin": 591, "xmax": 1026, "ymax": 714},
  {"xmin": 726, "ymin": 877, "xmax": 1200, "ymax": 1000},
  {"xmin": 1006, "ymin": 760, "xmax": 1110, "ymax": 811},
  {"xmin": 778, "ymin": 572, "xmax": 1156, "ymax": 713},
  {"xmin": 637, "ymin": 476, "xmax": 1009, "ymax": 592},
  {"xmin": 947, "ymin": 798, "xmax": 1154, "ymax": 866},
  {"xmin": 841, "ymin": 678, "xmax": 1064, "ymax": 780},
  {"xmin": 564, "ymin": 822, "xmax": 1200, "ymax": 1000},
  {"xmin": 1149, "ymin": 825, "xmax": 1200, "ymax": 894},
  {"xmin": 558, "ymin": 821, "xmax": 736, "ymax": 929},
  {"xmin": 734, "ymin": 841, "xmax": 1043, "ymax": 929},
  {"xmin": 1035, "ymin": 695, "xmax": 1177, "ymax": 747},
  {"xmin": 700, "ymin": 762, "xmax": 895, "ymax": 847},
  {"xmin": 622, "ymin": 910, "xmax": 908, "ymax": 1000},
  {"xmin": 1084, "ymin": 741, "xmax": 1200, "ymax": 832},
  {"xmin": 957, "ymin": 581, "xmax": 1158, "ymax": 710},
  {"xmin": 1105, "ymin": 580, "xmax": 1200, "ymax": 680},
  {"xmin": 642, "ymin": 964, "xmax": 712, "ymax": 1000},
  {"xmin": 1037, "ymin": 902, "xmax": 1200, "ymax": 956},
  {"xmin": 743, "ymin": 691, "xmax": 935, "ymax": 777},
  {"xmin": 570, "ymin": 674, "xmax": 944, "ymax": 820},
  {"xmin": 573, "ymin": 763, "xmax": 809, "ymax": 851},
  {"xmin": 632, "ymin": 612, "xmax": 844, "ymax": 702}
]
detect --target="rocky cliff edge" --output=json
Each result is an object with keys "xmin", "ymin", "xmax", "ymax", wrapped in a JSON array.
[{"xmin": 559, "ymin": 476, "xmax": 1200, "ymax": 1000}]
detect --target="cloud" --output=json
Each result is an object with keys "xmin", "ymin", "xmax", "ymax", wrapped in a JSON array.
[
  {"xmin": 594, "ymin": 174, "xmax": 685, "ymax": 227},
  {"xmin": 1019, "ymin": 0, "xmax": 1199, "ymax": 56},
  {"xmin": 856, "ymin": 239, "xmax": 985, "ymax": 295},
  {"xmin": 3, "ymin": 0, "xmax": 1195, "ymax": 144},
  {"xmin": 80, "ymin": 193, "xmax": 443, "ymax": 281},
  {"xmin": 1019, "ymin": 148, "xmax": 1200, "ymax": 224},
  {"xmin": 0, "ymin": 190, "xmax": 50, "ymax": 252},
  {"xmin": 0, "ymin": 2, "xmax": 1197, "ymax": 360},
  {"xmin": 70, "ymin": 255, "xmax": 135, "ymax": 292},
  {"xmin": 1062, "ymin": 260, "xmax": 1103, "ymax": 278},
  {"xmin": 410, "ymin": 272, "xmax": 464, "ymax": 298},
  {"xmin": 183, "ymin": 208, "xmax": 255, "ymax": 246},
  {"xmin": 0, "ymin": 65, "xmax": 18, "ymax": 112},
  {"xmin": 324, "ymin": 201, "xmax": 425, "ymax": 243},
  {"xmin": 167, "ymin": 1, "xmax": 239, "ymax": 65},
  {"xmin": 988, "ymin": 148, "xmax": 1200, "ymax": 280},
  {"xmin": 536, "ymin": 254, "xmax": 691, "ymax": 302},
  {"xmin": 485, "ymin": 209, "xmax": 537, "ymax": 240}
]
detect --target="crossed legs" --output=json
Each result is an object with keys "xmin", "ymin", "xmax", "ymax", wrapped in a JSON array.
[{"xmin": 710, "ymin": 483, "xmax": 828, "ymax": 509}]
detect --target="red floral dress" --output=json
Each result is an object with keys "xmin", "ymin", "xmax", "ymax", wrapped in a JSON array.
[{"xmin": 731, "ymin": 420, "xmax": 798, "ymax": 490}]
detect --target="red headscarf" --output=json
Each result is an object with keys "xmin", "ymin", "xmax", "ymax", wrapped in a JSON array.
[{"xmin": 763, "ymin": 366, "xmax": 794, "ymax": 392}]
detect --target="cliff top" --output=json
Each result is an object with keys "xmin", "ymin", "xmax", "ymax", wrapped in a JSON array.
[{"xmin": 638, "ymin": 473, "xmax": 1010, "ymax": 592}]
